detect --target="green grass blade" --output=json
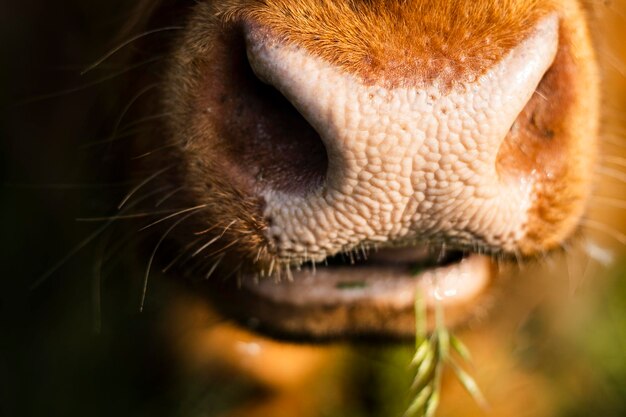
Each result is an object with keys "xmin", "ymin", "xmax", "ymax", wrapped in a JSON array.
[
  {"xmin": 450, "ymin": 334, "xmax": 473, "ymax": 363},
  {"xmin": 410, "ymin": 340, "xmax": 432, "ymax": 368},
  {"xmin": 424, "ymin": 390, "xmax": 440, "ymax": 417},
  {"xmin": 449, "ymin": 357, "xmax": 488, "ymax": 410},
  {"xmin": 404, "ymin": 384, "xmax": 433, "ymax": 417},
  {"xmin": 411, "ymin": 344, "xmax": 437, "ymax": 391}
]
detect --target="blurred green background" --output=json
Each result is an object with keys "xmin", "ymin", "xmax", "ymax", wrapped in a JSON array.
[{"xmin": 2, "ymin": 2, "xmax": 626, "ymax": 417}]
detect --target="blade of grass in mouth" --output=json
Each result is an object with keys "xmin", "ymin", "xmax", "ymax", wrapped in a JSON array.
[{"xmin": 404, "ymin": 288, "xmax": 487, "ymax": 417}]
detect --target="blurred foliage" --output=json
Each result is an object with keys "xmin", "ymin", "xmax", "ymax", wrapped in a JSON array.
[{"xmin": 556, "ymin": 264, "xmax": 626, "ymax": 417}]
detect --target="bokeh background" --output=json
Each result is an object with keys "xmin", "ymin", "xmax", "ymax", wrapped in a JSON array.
[{"xmin": 3, "ymin": 1, "xmax": 626, "ymax": 417}]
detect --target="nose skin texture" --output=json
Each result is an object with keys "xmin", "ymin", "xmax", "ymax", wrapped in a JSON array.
[{"xmin": 245, "ymin": 15, "xmax": 559, "ymax": 262}]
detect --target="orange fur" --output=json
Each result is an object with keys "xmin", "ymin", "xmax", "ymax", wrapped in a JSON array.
[{"xmin": 221, "ymin": 0, "xmax": 555, "ymax": 88}]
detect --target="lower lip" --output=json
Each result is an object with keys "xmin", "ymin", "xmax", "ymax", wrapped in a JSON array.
[
  {"xmin": 243, "ymin": 254, "xmax": 490, "ymax": 307},
  {"xmin": 226, "ymin": 254, "xmax": 493, "ymax": 338}
]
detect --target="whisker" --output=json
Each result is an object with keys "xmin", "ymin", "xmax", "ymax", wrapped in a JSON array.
[
  {"xmin": 194, "ymin": 223, "xmax": 222, "ymax": 236},
  {"xmin": 141, "ymin": 209, "xmax": 204, "ymax": 312},
  {"xmin": 139, "ymin": 203, "xmax": 208, "ymax": 231},
  {"xmin": 162, "ymin": 237, "xmax": 204, "ymax": 273},
  {"xmin": 268, "ymin": 258, "xmax": 276, "ymax": 277},
  {"xmin": 117, "ymin": 111, "xmax": 174, "ymax": 132},
  {"xmin": 599, "ymin": 133, "xmax": 626, "ymax": 147},
  {"xmin": 155, "ymin": 187, "xmax": 184, "ymax": 207},
  {"xmin": 112, "ymin": 83, "xmax": 160, "ymax": 139},
  {"xmin": 118, "ymin": 166, "xmax": 173, "ymax": 209},
  {"xmin": 17, "ymin": 56, "xmax": 162, "ymax": 105},
  {"xmin": 205, "ymin": 254, "xmax": 225, "ymax": 280},
  {"xmin": 131, "ymin": 140, "xmax": 184, "ymax": 160},
  {"xmin": 192, "ymin": 220, "xmax": 237, "ymax": 257},
  {"xmin": 76, "ymin": 208, "xmax": 189, "ymax": 222},
  {"xmin": 565, "ymin": 246, "xmax": 585, "ymax": 295},
  {"xmin": 92, "ymin": 237, "xmax": 107, "ymax": 334},
  {"xmin": 599, "ymin": 47, "xmax": 626, "ymax": 78},
  {"xmin": 581, "ymin": 219, "xmax": 626, "ymax": 245},
  {"xmin": 79, "ymin": 126, "xmax": 148, "ymax": 150},
  {"xmin": 594, "ymin": 166, "xmax": 626, "ymax": 183},
  {"xmin": 588, "ymin": 196, "xmax": 626, "ymax": 208},
  {"xmin": 99, "ymin": 228, "xmax": 149, "ymax": 269},
  {"xmin": 192, "ymin": 235, "xmax": 224, "ymax": 257},
  {"xmin": 82, "ymin": 26, "xmax": 183, "ymax": 74},
  {"xmin": 285, "ymin": 264, "xmax": 294, "ymax": 282},
  {"xmin": 533, "ymin": 89, "xmax": 548, "ymax": 101},
  {"xmin": 30, "ymin": 188, "xmax": 163, "ymax": 290},
  {"xmin": 204, "ymin": 238, "xmax": 239, "ymax": 258},
  {"xmin": 3, "ymin": 181, "xmax": 134, "ymax": 190},
  {"xmin": 603, "ymin": 155, "xmax": 626, "ymax": 167}
]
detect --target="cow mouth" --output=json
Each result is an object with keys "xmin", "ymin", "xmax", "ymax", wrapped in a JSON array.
[{"xmin": 209, "ymin": 245, "xmax": 493, "ymax": 339}]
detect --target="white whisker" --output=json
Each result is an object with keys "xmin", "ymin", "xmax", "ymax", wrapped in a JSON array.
[
  {"xmin": 192, "ymin": 220, "xmax": 237, "ymax": 257},
  {"xmin": 118, "ymin": 166, "xmax": 173, "ymax": 209},
  {"xmin": 205, "ymin": 254, "xmax": 225, "ymax": 280},
  {"xmin": 141, "ymin": 209, "xmax": 203, "ymax": 312},
  {"xmin": 155, "ymin": 187, "xmax": 184, "ymax": 207},
  {"xmin": 581, "ymin": 218, "xmax": 626, "ymax": 245},
  {"xmin": 603, "ymin": 155, "xmax": 626, "ymax": 167},
  {"xmin": 595, "ymin": 166, "xmax": 626, "ymax": 183},
  {"xmin": 30, "ymin": 188, "xmax": 164, "ymax": 290},
  {"xmin": 589, "ymin": 196, "xmax": 626, "ymax": 208},
  {"xmin": 140, "ymin": 203, "xmax": 208, "ymax": 231},
  {"xmin": 82, "ymin": 26, "xmax": 183, "ymax": 74}
]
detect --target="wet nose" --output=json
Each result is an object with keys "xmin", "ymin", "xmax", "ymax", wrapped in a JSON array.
[{"xmin": 243, "ymin": 16, "xmax": 560, "ymax": 262}]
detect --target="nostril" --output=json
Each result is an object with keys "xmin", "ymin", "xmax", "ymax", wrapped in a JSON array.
[
  {"xmin": 496, "ymin": 37, "xmax": 572, "ymax": 184},
  {"xmin": 207, "ymin": 29, "xmax": 328, "ymax": 196}
]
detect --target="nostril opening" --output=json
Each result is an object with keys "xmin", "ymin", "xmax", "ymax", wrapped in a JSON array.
[
  {"xmin": 243, "ymin": 66, "xmax": 329, "ymax": 195},
  {"xmin": 209, "ymin": 29, "xmax": 328, "ymax": 197},
  {"xmin": 496, "ymin": 41, "xmax": 573, "ymax": 183}
]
